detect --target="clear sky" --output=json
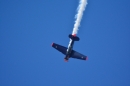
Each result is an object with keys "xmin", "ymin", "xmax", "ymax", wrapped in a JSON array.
[{"xmin": 0, "ymin": 0, "xmax": 130, "ymax": 86}]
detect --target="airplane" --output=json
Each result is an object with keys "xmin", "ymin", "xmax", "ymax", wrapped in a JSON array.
[{"xmin": 51, "ymin": 34, "xmax": 88, "ymax": 62}]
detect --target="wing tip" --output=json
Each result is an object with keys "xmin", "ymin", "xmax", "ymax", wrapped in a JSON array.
[
  {"xmin": 51, "ymin": 43, "xmax": 54, "ymax": 46},
  {"xmin": 86, "ymin": 56, "xmax": 88, "ymax": 60}
]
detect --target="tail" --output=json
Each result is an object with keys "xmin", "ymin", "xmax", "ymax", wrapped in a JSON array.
[{"xmin": 68, "ymin": 34, "xmax": 80, "ymax": 41}]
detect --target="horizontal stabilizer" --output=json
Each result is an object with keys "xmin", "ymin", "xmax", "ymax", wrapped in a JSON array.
[{"xmin": 68, "ymin": 34, "xmax": 80, "ymax": 41}]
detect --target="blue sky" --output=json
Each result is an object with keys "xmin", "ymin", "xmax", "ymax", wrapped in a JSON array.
[{"xmin": 0, "ymin": 0, "xmax": 130, "ymax": 86}]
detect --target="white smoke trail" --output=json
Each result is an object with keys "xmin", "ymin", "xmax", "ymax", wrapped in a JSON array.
[{"xmin": 72, "ymin": 0, "xmax": 87, "ymax": 35}]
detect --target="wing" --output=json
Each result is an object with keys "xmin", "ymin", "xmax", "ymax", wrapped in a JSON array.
[
  {"xmin": 70, "ymin": 50, "xmax": 88, "ymax": 60},
  {"xmin": 52, "ymin": 43, "xmax": 67, "ymax": 55}
]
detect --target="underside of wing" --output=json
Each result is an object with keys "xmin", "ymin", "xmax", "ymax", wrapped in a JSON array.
[
  {"xmin": 52, "ymin": 43, "xmax": 67, "ymax": 55},
  {"xmin": 70, "ymin": 50, "xmax": 88, "ymax": 60}
]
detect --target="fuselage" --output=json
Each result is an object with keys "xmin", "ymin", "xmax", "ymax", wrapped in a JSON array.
[
  {"xmin": 64, "ymin": 34, "xmax": 79, "ymax": 61},
  {"xmin": 66, "ymin": 39, "xmax": 75, "ymax": 56}
]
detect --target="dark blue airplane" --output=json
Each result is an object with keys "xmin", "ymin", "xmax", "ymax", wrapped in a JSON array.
[{"xmin": 51, "ymin": 34, "xmax": 88, "ymax": 62}]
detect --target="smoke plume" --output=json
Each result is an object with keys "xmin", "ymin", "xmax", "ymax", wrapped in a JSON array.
[{"xmin": 72, "ymin": 0, "xmax": 87, "ymax": 35}]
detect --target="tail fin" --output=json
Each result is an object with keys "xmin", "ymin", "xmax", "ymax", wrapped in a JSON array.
[{"xmin": 68, "ymin": 34, "xmax": 80, "ymax": 41}]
